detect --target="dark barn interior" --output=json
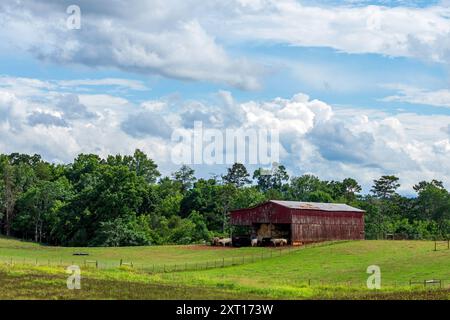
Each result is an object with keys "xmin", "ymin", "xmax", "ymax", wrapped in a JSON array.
[{"xmin": 253, "ymin": 223, "xmax": 291, "ymax": 241}]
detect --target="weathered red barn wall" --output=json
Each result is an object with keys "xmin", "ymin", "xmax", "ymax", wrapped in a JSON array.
[
  {"xmin": 291, "ymin": 210, "xmax": 364, "ymax": 242},
  {"xmin": 230, "ymin": 202, "xmax": 365, "ymax": 242},
  {"xmin": 230, "ymin": 202, "xmax": 291, "ymax": 225}
]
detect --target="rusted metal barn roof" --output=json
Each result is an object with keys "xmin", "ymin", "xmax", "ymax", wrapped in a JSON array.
[{"xmin": 269, "ymin": 200, "xmax": 364, "ymax": 212}]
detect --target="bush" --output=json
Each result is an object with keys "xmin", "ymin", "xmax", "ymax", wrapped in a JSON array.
[{"xmin": 90, "ymin": 217, "xmax": 152, "ymax": 247}]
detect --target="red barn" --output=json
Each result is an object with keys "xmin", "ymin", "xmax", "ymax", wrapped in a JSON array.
[{"xmin": 230, "ymin": 200, "xmax": 365, "ymax": 245}]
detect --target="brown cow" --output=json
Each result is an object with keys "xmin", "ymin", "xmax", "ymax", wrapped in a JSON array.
[{"xmin": 211, "ymin": 237, "xmax": 220, "ymax": 246}]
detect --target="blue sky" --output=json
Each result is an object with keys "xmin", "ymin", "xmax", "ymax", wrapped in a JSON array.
[{"xmin": 1, "ymin": 0, "xmax": 450, "ymax": 194}]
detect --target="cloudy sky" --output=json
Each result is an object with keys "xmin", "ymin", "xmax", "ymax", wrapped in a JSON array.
[{"xmin": 1, "ymin": 0, "xmax": 450, "ymax": 194}]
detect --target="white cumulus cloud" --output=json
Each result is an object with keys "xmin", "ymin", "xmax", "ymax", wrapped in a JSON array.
[{"xmin": 1, "ymin": 75, "xmax": 450, "ymax": 193}]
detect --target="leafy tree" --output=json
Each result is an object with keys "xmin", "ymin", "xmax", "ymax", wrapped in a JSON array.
[
  {"xmin": 217, "ymin": 183, "xmax": 238, "ymax": 234},
  {"xmin": 308, "ymin": 190, "xmax": 333, "ymax": 203},
  {"xmin": 0, "ymin": 157, "xmax": 36, "ymax": 236},
  {"xmin": 358, "ymin": 196, "xmax": 386, "ymax": 239},
  {"xmin": 252, "ymin": 168, "xmax": 272, "ymax": 192},
  {"xmin": 371, "ymin": 175, "xmax": 400, "ymax": 199},
  {"xmin": 341, "ymin": 178, "xmax": 362, "ymax": 202},
  {"xmin": 157, "ymin": 177, "xmax": 182, "ymax": 197},
  {"xmin": 413, "ymin": 180, "xmax": 444, "ymax": 193},
  {"xmin": 90, "ymin": 217, "xmax": 152, "ymax": 247},
  {"xmin": 130, "ymin": 149, "xmax": 160, "ymax": 184},
  {"xmin": 167, "ymin": 216, "xmax": 197, "ymax": 245},
  {"xmin": 187, "ymin": 210, "xmax": 211, "ymax": 242},
  {"xmin": 8, "ymin": 153, "xmax": 42, "ymax": 166},
  {"xmin": 107, "ymin": 149, "xmax": 160, "ymax": 184},
  {"xmin": 271, "ymin": 165, "xmax": 289, "ymax": 190},
  {"xmin": 15, "ymin": 177, "xmax": 73, "ymax": 242},
  {"xmin": 172, "ymin": 165, "xmax": 196, "ymax": 192},
  {"xmin": 253, "ymin": 164, "xmax": 289, "ymax": 192},
  {"xmin": 230, "ymin": 187, "xmax": 265, "ymax": 211},
  {"xmin": 222, "ymin": 163, "xmax": 251, "ymax": 188},
  {"xmin": 264, "ymin": 188, "xmax": 284, "ymax": 201},
  {"xmin": 414, "ymin": 182, "xmax": 450, "ymax": 237},
  {"xmin": 1, "ymin": 149, "xmax": 449, "ymax": 245},
  {"xmin": 67, "ymin": 154, "xmax": 102, "ymax": 189},
  {"xmin": 288, "ymin": 174, "xmax": 324, "ymax": 201},
  {"xmin": 57, "ymin": 162, "xmax": 151, "ymax": 245},
  {"xmin": 155, "ymin": 192, "xmax": 183, "ymax": 218},
  {"xmin": 180, "ymin": 179, "xmax": 221, "ymax": 230}
]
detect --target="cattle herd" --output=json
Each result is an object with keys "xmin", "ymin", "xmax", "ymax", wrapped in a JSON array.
[{"xmin": 211, "ymin": 237, "xmax": 288, "ymax": 247}]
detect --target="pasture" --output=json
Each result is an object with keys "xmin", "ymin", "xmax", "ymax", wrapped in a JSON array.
[
  {"xmin": 0, "ymin": 238, "xmax": 449, "ymax": 299},
  {"xmin": 0, "ymin": 236, "xmax": 272, "ymax": 269}
]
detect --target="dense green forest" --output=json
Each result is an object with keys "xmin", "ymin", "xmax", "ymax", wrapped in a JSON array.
[{"xmin": 0, "ymin": 150, "xmax": 448, "ymax": 246}]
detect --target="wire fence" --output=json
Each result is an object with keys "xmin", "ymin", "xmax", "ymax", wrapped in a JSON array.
[
  {"xmin": 1, "ymin": 252, "xmax": 449, "ymax": 291},
  {"xmin": 434, "ymin": 240, "xmax": 450, "ymax": 251},
  {"xmin": 0, "ymin": 244, "xmax": 308, "ymax": 274},
  {"xmin": 1, "ymin": 239, "xmax": 447, "ymax": 275},
  {"xmin": 132, "ymin": 269, "xmax": 450, "ymax": 290},
  {"xmin": 1, "ymin": 240, "xmax": 448, "ymax": 290},
  {"xmin": 303, "ymin": 279, "xmax": 450, "ymax": 289}
]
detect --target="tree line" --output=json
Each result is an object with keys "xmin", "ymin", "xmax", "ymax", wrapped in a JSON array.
[{"xmin": 0, "ymin": 150, "xmax": 448, "ymax": 246}]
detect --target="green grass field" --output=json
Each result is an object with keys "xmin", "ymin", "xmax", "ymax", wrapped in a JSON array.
[
  {"xmin": 0, "ymin": 238, "xmax": 449, "ymax": 300},
  {"xmin": 0, "ymin": 236, "xmax": 273, "ymax": 270}
]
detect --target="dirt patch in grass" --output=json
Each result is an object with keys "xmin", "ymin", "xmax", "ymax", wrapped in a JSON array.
[{"xmin": 182, "ymin": 245, "xmax": 234, "ymax": 251}]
